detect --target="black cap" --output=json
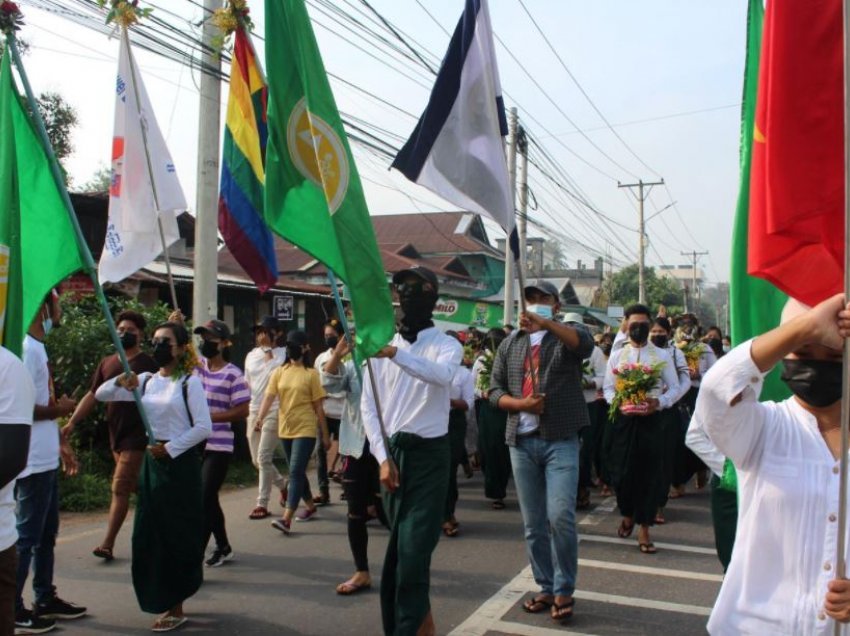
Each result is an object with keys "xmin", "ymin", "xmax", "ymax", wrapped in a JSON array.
[
  {"xmin": 286, "ymin": 329, "xmax": 309, "ymax": 346},
  {"xmin": 392, "ymin": 266, "xmax": 439, "ymax": 292},
  {"xmin": 193, "ymin": 319, "xmax": 231, "ymax": 340},
  {"xmin": 524, "ymin": 280, "xmax": 560, "ymax": 301},
  {"xmin": 252, "ymin": 316, "xmax": 281, "ymax": 332}
]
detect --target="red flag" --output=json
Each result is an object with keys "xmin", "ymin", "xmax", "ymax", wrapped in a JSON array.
[{"xmin": 748, "ymin": 0, "xmax": 844, "ymax": 307}]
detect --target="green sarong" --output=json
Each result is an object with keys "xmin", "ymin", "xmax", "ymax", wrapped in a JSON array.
[
  {"xmin": 476, "ymin": 399, "xmax": 511, "ymax": 501},
  {"xmin": 132, "ymin": 450, "xmax": 204, "ymax": 614},
  {"xmin": 710, "ymin": 474, "xmax": 738, "ymax": 572},
  {"xmin": 381, "ymin": 432, "xmax": 450, "ymax": 636},
  {"xmin": 444, "ymin": 410, "xmax": 467, "ymax": 520}
]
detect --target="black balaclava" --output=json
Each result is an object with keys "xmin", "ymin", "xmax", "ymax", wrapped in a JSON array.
[{"xmin": 398, "ymin": 281, "xmax": 438, "ymax": 344}]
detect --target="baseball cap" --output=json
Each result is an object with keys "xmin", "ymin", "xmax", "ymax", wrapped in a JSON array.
[
  {"xmin": 392, "ymin": 266, "xmax": 439, "ymax": 292},
  {"xmin": 562, "ymin": 312, "xmax": 585, "ymax": 325},
  {"xmin": 193, "ymin": 319, "xmax": 231, "ymax": 340},
  {"xmin": 524, "ymin": 280, "xmax": 560, "ymax": 301},
  {"xmin": 252, "ymin": 316, "xmax": 281, "ymax": 332}
]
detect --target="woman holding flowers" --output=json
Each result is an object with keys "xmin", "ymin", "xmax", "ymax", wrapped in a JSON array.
[{"xmin": 603, "ymin": 304, "xmax": 680, "ymax": 554}]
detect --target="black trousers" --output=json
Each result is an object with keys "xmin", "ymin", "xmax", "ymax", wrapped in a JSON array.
[
  {"xmin": 0, "ymin": 545, "xmax": 15, "ymax": 636},
  {"xmin": 202, "ymin": 451, "xmax": 230, "ymax": 550},
  {"xmin": 342, "ymin": 441, "xmax": 385, "ymax": 572}
]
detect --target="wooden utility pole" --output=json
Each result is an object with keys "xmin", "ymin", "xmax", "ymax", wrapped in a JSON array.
[{"xmin": 618, "ymin": 179, "xmax": 664, "ymax": 303}]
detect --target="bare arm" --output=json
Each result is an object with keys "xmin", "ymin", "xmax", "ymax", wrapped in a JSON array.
[{"xmin": 62, "ymin": 391, "xmax": 97, "ymax": 439}]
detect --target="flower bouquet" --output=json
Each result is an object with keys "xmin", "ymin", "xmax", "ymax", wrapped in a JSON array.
[
  {"xmin": 608, "ymin": 361, "xmax": 665, "ymax": 421},
  {"xmin": 676, "ymin": 340, "xmax": 706, "ymax": 373}
]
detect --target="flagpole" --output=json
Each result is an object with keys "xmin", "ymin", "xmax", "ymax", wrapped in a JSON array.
[
  {"xmin": 6, "ymin": 32, "xmax": 156, "ymax": 446},
  {"xmin": 326, "ymin": 269, "xmax": 396, "ymax": 476},
  {"xmin": 121, "ymin": 27, "xmax": 180, "ymax": 311},
  {"xmin": 836, "ymin": 2, "xmax": 850, "ymax": 632}
]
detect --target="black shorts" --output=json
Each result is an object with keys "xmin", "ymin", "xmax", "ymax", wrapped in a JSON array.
[{"xmin": 325, "ymin": 417, "xmax": 341, "ymax": 441}]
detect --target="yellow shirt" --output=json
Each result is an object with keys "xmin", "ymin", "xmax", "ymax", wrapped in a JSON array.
[{"xmin": 266, "ymin": 364, "xmax": 326, "ymax": 439}]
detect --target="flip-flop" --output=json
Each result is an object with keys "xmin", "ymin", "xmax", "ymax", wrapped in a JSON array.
[
  {"xmin": 617, "ymin": 520, "xmax": 635, "ymax": 538},
  {"xmin": 336, "ymin": 580, "xmax": 371, "ymax": 596},
  {"xmin": 151, "ymin": 615, "xmax": 187, "ymax": 632},
  {"xmin": 442, "ymin": 524, "xmax": 459, "ymax": 537},
  {"xmin": 639, "ymin": 542, "xmax": 658, "ymax": 554},
  {"xmin": 522, "ymin": 595, "xmax": 553, "ymax": 614},
  {"xmin": 93, "ymin": 546, "xmax": 114, "ymax": 561},
  {"xmin": 492, "ymin": 500, "xmax": 505, "ymax": 510},
  {"xmin": 551, "ymin": 598, "xmax": 575, "ymax": 621},
  {"xmin": 249, "ymin": 506, "xmax": 270, "ymax": 520}
]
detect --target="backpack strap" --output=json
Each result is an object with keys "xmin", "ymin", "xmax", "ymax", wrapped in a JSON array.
[
  {"xmin": 141, "ymin": 374, "xmax": 153, "ymax": 396},
  {"xmin": 181, "ymin": 375, "xmax": 194, "ymax": 428}
]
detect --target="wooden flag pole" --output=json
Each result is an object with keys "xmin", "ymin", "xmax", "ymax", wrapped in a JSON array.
[
  {"xmin": 7, "ymin": 31, "xmax": 156, "ymax": 445},
  {"xmin": 837, "ymin": 1, "xmax": 850, "ymax": 633},
  {"xmin": 121, "ymin": 27, "xmax": 180, "ymax": 311}
]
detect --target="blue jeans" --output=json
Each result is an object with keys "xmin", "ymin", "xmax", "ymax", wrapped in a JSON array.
[
  {"xmin": 282, "ymin": 438, "xmax": 315, "ymax": 510},
  {"xmin": 510, "ymin": 436, "xmax": 579, "ymax": 597},
  {"xmin": 15, "ymin": 469, "xmax": 59, "ymax": 611}
]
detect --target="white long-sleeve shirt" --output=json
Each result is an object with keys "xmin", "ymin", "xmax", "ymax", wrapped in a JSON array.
[
  {"xmin": 96, "ymin": 372, "xmax": 212, "ymax": 458},
  {"xmin": 361, "ymin": 328, "xmax": 463, "ymax": 465},
  {"xmin": 697, "ymin": 341, "xmax": 850, "ymax": 635},
  {"xmin": 668, "ymin": 345, "xmax": 692, "ymax": 404},
  {"xmin": 685, "ymin": 413, "xmax": 725, "ymax": 478},
  {"xmin": 244, "ymin": 346, "xmax": 286, "ymax": 412},
  {"xmin": 603, "ymin": 341, "xmax": 679, "ymax": 411},
  {"xmin": 582, "ymin": 345, "xmax": 607, "ymax": 403}
]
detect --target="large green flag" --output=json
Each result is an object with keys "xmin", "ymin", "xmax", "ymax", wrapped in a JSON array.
[
  {"xmin": 263, "ymin": 0, "xmax": 395, "ymax": 357},
  {"xmin": 729, "ymin": 0, "xmax": 789, "ymax": 402},
  {"xmin": 0, "ymin": 53, "xmax": 85, "ymax": 357}
]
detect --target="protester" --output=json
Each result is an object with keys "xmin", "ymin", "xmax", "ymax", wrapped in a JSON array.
[
  {"xmin": 361, "ymin": 266, "xmax": 462, "ymax": 636},
  {"xmin": 570, "ymin": 313, "xmax": 606, "ymax": 511},
  {"xmin": 0, "ymin": 347, "xmax": 33, "ymax": 636},
  {"xmin": 193, "ymin": 320, "xmax": 251, "ymax": 568},
  {"xmin": 443, "ymin": 337, "xmax": 474, "ymax": 537},
  {"xmin": 62, "ymin": 310, "xmax": 158, "ymax": 561},
  {"xmin": 256, "ymin": 329, "xmax": 330, "ymax": 535},
  {"xmin": 96, "ymin": 320, "xmax": 212, "ymax": 632},
  {"xmin": 16, "ymin": 295, "xmax": 85, "ymax": 634},
  {"xmin": 320, "ymin": 331, "xmax": 387, "ymax": 596},
  {"xmin": 244, "ymin": 317, "xmax": 288, "ymax": 520},
  {"xmin": 696, "ymin": 295, "xmax": 850, "ymax": 633},
  {"xmin": 489, "ymin": 280, "xmax": 593, "ymax": 622},
  {"xmin": 595, "ymin": 332, "xmax": 616, "ymax": 497},
  {"xmin": 603, "ymin": 303, "xmax": 680, "ymax": 555},
  {"xmin": 471, "ymin": 328, "xmax": 510, "ymax": 509},
  {"xmin": 648, "ymin": 316, "xmax": 691, "ymax": 525},
  {"xmin": 314, "ymin": 319, "xmax": 347, "ymax": 505}
]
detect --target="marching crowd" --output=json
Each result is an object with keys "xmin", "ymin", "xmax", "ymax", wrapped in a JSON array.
[{"xmin": 5, "ymin": 267, "xmax": 850, "ymax": 635}]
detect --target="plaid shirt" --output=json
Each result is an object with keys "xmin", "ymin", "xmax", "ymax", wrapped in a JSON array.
[{"xmin": 488, "ymin": 324, "xmax": 594, "ymax": 446}]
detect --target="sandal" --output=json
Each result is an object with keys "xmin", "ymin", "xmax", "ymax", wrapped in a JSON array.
[
  {"xmin": 336, "ymin": 579, "xmax": 371, "ymax": 595},
  {"xmin": 522, "ymin": 595, "xmax": 553, "ymax": 613},
  {"xmin": 151, "ymin": 615, "xmax": 187, "ymax": 632},
  {"xmin": 639, "ymin": 542, "xmax": 658, "ymax": 554},
  {"xmin": 442, "ymin": 523, "xmax": 459, "ymax": 537},
  {"xmin": 551, "ymin": 598, "xmax": 575, "ymax": 621},
  {"xmin": 492, "ymin": 500, "xmax": 505, "ymax": 510},
  {"xmin": 93, "ymin": 546, "xmax": 114, "ymax": 561},
  {"xmin": 617, "ymin": 519, "xmax": 635, "ymax": 538},
  {"xmin": 654, "ymin": 511, "xmax": 666, "ymax": 525},
  {"xmin": 600, "ymin": 485, "xmax": 613, "ymax": 497},
  {"xmin": 249, "ymin": 506, "xmax": 270, "ymax": 520}
]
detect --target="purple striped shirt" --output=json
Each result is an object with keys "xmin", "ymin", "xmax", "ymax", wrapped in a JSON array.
[{"xmin": 196, "ymin": 360, "xmax": 251, "ymax": 453}]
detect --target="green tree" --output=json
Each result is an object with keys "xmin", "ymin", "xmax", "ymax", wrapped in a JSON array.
[
  {"xmin": 605, "ymin": 264, "xmax": 684, "ymax": 314},
  {"xmin": 37, "ymin": 92, "xmax": 78, "ymax": 166},
  {"xmin": 80, "ymin": 164, "xmax": 112, "ymax": 193}
]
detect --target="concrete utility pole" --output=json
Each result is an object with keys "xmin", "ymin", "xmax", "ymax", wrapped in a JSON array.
[
  {"xmin": 618, "ymin": 178, "xmax": 664, "ymax": 304},
  {"xmin": 192, "ymin": 0, "xmax": 223, "ymax": 325},
  {"xmin": 517, "ymin": 126, "xmax": 529, "ymax": 279},
  {"xmin": 503, "ymin": 107, "xmax": 519, "ymax": 327},
  {"xmin": 681, "ymin": 249, "xmax": 709, "ymax": 312}
]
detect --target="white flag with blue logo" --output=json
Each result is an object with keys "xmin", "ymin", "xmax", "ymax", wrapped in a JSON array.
[
  {"xmin": 99, "ymin": 31, "xmax": 186, "ymax": 284},
  {"xmin": 392, "ymin": 0, "xmax": 517, "ymax": 257}
]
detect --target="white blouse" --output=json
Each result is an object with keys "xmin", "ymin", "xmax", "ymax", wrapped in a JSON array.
[
  {"xmin": 602, "ymin": 342, "xmax": 680, "ymax": 411},
  {"xmin": 697, "ymin": 341, "xmax": 850, "ymax": 635},
  {"xmin": 96, "ymin": 372, "xmax": 212, "ymax": 458}
]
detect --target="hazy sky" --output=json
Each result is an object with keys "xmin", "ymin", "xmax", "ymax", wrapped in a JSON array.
[{"xmin": 18, "ymin": 1, "xmax": 747, "ymax": 283}]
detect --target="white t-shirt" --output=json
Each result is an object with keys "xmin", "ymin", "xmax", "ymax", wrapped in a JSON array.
[
  {"xmin": 517, "ymin": 331, "xmax": 546, "ymax": 435},
  {"xmin": 315, "ymin": 349, "xmax": 346, "ymax": 420},
  {"xmin": 0, "ymin": 346, "xmax": 35, "ymax": 551},
  {"xmin": 22, "ymin": 335, "xmax": 60, "ymax": 476},
  {"xmin": 244, "ymin": 346, "xmax": 286, "ymax": 411}
]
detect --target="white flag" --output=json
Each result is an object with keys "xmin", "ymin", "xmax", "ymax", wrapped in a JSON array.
[
  {"xmin": 391, "ymin": 0, "xmax": 517, "ymax": 257},
  {"xmin": 98, "ymin": 31, "xmax": 186, "ymax": 284}
]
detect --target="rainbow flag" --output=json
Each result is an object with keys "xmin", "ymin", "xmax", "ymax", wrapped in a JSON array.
[{"xmin": 218, "ymin": 27, "xmax": 278, "ymax": 292}]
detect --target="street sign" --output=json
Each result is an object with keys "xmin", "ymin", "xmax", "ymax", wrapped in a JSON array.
[{"xmin": 273, "ymin": 295, "xmax": 294, "ymax": 321}]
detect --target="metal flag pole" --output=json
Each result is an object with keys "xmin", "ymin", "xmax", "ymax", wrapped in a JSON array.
[
  {"xmin": 7, "ymin": 31, "xmax": 156, "ymax": 445},
  {"xmin": 121, "ymin": 27, "xmax": 180, "ymax": 311},
  {"xmin": 836, "ymin": 2, "xmax": 850, "ymax": 633}
]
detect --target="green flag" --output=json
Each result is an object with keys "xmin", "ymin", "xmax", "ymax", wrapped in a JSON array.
[
  {"xmin": 263, "ymin": 0, "xmax": 395, "ymax": 358},
  {"xmin": 729, "ymin": 0, "xmax": 789, "ymax": 402},
  {"xmin": 0, "ymin": 53, "xmax": 85, "ymax": 357}
]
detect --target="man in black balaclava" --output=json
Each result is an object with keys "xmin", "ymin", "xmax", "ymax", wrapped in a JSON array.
[{"xmin": 361, "ymin": 267, "xmax": 463, "ymax": 636}]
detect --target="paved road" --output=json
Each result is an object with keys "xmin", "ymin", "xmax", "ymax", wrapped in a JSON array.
[{"xmin": 46, "ymin": 470, "xmax": 720, "ymax": 635}]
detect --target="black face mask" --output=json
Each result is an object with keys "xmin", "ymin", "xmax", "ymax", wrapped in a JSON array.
[
  {"xmin": 600, "ymin": 344, "xmax": 612, "ymax": 356},
  {"xmin": 650, "ymin": 334, "xmax": 668, "ymax": 349},
  {"xmin": 781, "ymin": 358, "xmax": 843, "ymax": 407},
  {"xmin": 325, "ymin": 336, "xmax": 339, "ymax": 349},
  {"xmin": 153, "ymin": 343, "xmax": 174, "ymax": 368},
  {"xmin": 200, "ymin": 340, "xmax": 220, "ymax": 359},
  {"xmin": 287, "ymin": 344, "xmax": 304, "ymax": 361},
  {"xmin": 119, "ymin": 332, "xmax": 138, "ymax": 349},
  {"xmin": 629, "ymin": 322, "xmax": 650, "ymax": 345}
]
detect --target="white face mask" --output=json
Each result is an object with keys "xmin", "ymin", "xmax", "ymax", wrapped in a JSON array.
[{"xmin": 526, "ymin": 304, "xmax": 553, "ymax": 320}]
